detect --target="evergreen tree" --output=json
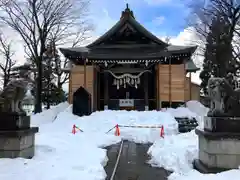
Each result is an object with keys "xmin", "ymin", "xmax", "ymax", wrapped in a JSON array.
[{"xmin": 200, "ymin": 14, "xmax": 233, "ymax": 95}]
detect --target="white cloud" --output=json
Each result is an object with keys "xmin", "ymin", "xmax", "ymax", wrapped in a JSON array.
[
  {"xmin": 152, "ymin": 16, "xmax": 165, "ymax": 25},
  {"xmin": 168, "ymin": 27, "xmax": 203, "ymax": 85},
  {"xmin": 143, "ymin": 0, "xmax": 171, "ymax": 5}
]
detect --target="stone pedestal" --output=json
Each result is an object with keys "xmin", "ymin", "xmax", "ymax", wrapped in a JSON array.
[
  {"xmin": 0, "ymin": 112, "xmax": 30, "ymax": 130},
  {"xmin": 0, "ymin": 112, "xmax": 38, "ymax": 159},
  {"xmin": 204, "ymin": 116, "xmax": 240, "ymax": 133},
  {"xmin": 193, "ymin": 116, "xmax": 240, "ymax": 173}
]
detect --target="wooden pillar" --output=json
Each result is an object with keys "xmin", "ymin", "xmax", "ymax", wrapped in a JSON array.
[
  {"xmin": 156, "ymin": 64, "xmax": 159, "ymax": 110},
  {"xmin": 84, "ymin": 58, "xmax": 87, "ymax": 88},
  {"xmin": 183, "ymin": 60, "xmax": 186, "ymax": 103},
  {"xmin": 144, "ymin": 73, "xmax": 149, "ymax": 111},
  {"xmin": 189, "ymin": 72, "xmax": 192, "ymax": 100},
  {"xmin": 104, "ymin": 72, "xmax": 108, "ymax": 110},
  {"xmin": 93, "ymin": 65, "xmax": 98, "ymax": 111},
  {"xmin": 68, "ymin": 72, "xmax": 72, "ymax": 103},
  {"xmin": 169, "ymin": 57, "xmax": 172, "ymax": 107}
]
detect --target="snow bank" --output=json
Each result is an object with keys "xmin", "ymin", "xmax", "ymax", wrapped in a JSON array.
[
  {"xmin": 169, "ymin": 169, "xmax": 240, "ymax": 180},
  {"xmin": 0, "ymin": 104, "xmax": 180, "ymax": 180},
  {"xmin": 73, "ymin": 110, "xmax": 178, "ymax": 143},
  {"xmin": 148, "ymin": 101, "xmax": 240, "ymax": 180},
  {"xmin": 3, "ymin": 100, "xmax": 238, "ymax": 180},
  {"xmin": 148, "ymin": 130, "xmax": 198, "ymax": 174},
  {"xmin": 31, "ymin": 102, "xmax": 69, "ymax": 126},
  {"xmin": 163, "ymin": 107, "xmax": 198, "ymax": 119},
  {"xmin": 186, "ymin": 101, "xmax": 209, "ymax": 128}
]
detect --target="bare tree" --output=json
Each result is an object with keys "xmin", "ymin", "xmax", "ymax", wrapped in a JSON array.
[
  {"xmin": 188, "ymin": 0, "xmax": 240, "ymax": 62},
  {"xmin": 0, "ymin": 0, "xmax": 92, "ymax": 112},
  {"xmin": 0, "ymin": 33, "xmax": 16, "ymax": 88}
]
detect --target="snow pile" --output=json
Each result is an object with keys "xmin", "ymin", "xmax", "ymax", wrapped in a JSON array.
[
  {"xmin": 186, "ymin": 101, "xmax": 209, "ymax": 128},
  {"xmin": 186, "ymin": 101, "xmax": 209, "ymax": 117},
  {"xmin": 73, "ymin": 110, "xmax": 178, "ymax": 143},
  {"xmin": 169, "ymin": 169, "xmax": 240, "ymax": 180},
  {"xmin": 163, "ymin": 107, "xmax": 198, "ymax": 119},
  {"xmin": 2, "ymin": 100, "xmax": 239, "ymax": 180},
  {"xmin": 0, "ymin": 103, "xmax": 180, "ymax": 180},
  {"xmin": 148, "ymin": 130, "xmax": 198, "ymax": 174},
  {"xmin": 0, "ymin": 103, "xmax": 120, "ymax": 180},
  {"xmin": 31, "ymin": 102, "xmax": 69, "ymax": 126},
  {"xmin": 148, "ymin": 101, "xmax": 240, "ymax": 180}
]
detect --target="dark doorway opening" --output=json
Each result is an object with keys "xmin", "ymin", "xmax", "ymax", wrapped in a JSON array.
[{"xmin": 72, "ymin": 86, "xmax": 92, "ymax": 116}]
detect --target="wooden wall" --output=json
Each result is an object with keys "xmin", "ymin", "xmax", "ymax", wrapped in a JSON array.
[
  {"xmin": 185, "ymin": 77, "xmax": 200, "ymax": 101},
  {"xmin": 68, "ymin": 65, "xmax": 94, "ymax": 105},
  {"xmin": 157, "ymin": 64, "xmax": 186, "ymax": 103}
]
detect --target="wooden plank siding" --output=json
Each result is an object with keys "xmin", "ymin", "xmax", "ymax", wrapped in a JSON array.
[
  {"xmin": 158, "ymin": 64, "xmax": 185, "ymax": 102},
  {"xmin": 185, "ymin": 77, "xmax": 200, "ymax": 101},
  {"xmin": 68, "ymin": 65, "xmax": 94, "ymax": 107}
]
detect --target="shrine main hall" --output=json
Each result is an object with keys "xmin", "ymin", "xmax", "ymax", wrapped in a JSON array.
[{"xmin": 60, "ymin": 4, "xmax": 200, "ymax": 111}]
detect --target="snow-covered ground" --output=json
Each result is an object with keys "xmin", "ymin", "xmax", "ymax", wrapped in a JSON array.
[{"xmin": 0, "ymin": 101, "xmax": 239, "ymax": 180}]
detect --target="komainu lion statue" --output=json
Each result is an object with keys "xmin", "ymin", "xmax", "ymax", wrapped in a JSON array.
[
  {"xmin": 207, "ymin": 77, "xmax": 225, "ymax": 117},
  {"xmin": 0, "ymin": 64, "xmax": 32, "ymax": 113},
  {"xmin": 207, "ymin": 74, "xmax": 240, "ymax": 117}
]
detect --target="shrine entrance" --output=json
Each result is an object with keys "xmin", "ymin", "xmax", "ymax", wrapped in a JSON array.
[{"xmin": 98, "ymin": 63, "xmax": 156, "ymax": 111}]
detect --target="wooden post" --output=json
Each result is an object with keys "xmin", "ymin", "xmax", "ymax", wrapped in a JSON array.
[
  {"xmin": 189, "ymin": 72, "xmax": 192, "ymax": 100},
  {"xmin": 84, "ymin": 58, "xmax": 87, "ymax": 88},
  {"xmin": 68, "ymin": 72, "xmax": 72, "ymax": 104},
  {"xmin": 169, "ymin": 57, "xmax": 172, "ymax": 107},
  {"xmin": 156, "ymin": 64, "xmax": 159, "ymax": 110},
  {"xmin": 144, "ymin": 73, "xmax": 149, "ymax": 111},
  {"xmin": 183, "ymin": 59, "xmax": 186, "ymax": 103},
  {"xmin": 93, "ymin": 65, "xmax": 98, "ymax": 111},
  {"xmin": 104, "ymin": 72, "xmax": 108, "ymax": 110}
]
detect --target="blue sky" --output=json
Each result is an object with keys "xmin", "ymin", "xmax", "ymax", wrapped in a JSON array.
[{"xmin": 89, "ymin": 0, "xmax": 192, "ymax": 37}]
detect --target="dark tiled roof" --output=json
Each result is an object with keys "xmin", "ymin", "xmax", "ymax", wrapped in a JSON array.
[{"xmin": 185, "ymin": 59, "xmax": 200, "ymax": 72}]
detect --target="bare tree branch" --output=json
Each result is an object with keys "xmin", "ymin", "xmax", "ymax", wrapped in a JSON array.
[
  {"xmin": 0, "ymin": 32, "xmax": 16, "ymax": 88},
  {"xmin": 0, "ymin": 0, "xmax": 92, "ymax": 112}
]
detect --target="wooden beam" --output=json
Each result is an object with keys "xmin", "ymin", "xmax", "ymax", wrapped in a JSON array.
[
  {"xmin": 169, "ymin": 58, "xmax": 172, "ymax": 107},
  {"xmin": 93, "ymin": 65, "xmax": 98, "ymax": 111},
  {"xmin": 183, "ymin": 59, "xmax": 186, "ymax": 103},
  {"xmin": 103, "ymin": 67, "xmax": 146, "ymax": 73},
  {"xmin": 84, "ymin": 58, "xmax": 87, "ymax": 88},
  {"xmin": 156, "ymin": 64, "xmax": 159, "ymax": 110},
  {"xmin": 189, "ymin": 72, "xmax": 192, "ymax": 100},
  {"xmin": 104, "ymin": 72, "xmax": 109, "ymax": 110},
  {"xmin": 144, "ymin": 73, "xmax": 149, "ymax": 110},
  {"xmin": 68, "ymin": 72, "xmax": 72, "ymax": 104}
]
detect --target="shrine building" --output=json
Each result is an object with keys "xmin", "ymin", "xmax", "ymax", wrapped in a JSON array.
[{"xmin": 60, "ymin": 4, "xmax": 200, "ymax": 111}]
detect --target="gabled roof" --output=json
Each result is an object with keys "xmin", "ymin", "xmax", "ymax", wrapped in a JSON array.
[
  {"xmin": 87, "ymin": 4, "xmax": 167, "ymax": 48},
  {"xmin": 59, "ymin": 4, "xmax": 198, "ymax": 64}
]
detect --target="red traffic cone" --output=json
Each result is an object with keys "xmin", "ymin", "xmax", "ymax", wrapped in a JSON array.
[
  {"xmin": 114, "ymin": 124, "xmax": 120, "ymax": 136},
  {"xmin": 72, "ymin": 124, "xmax": 76, "ymax": 134},
  {"xmin": 160, "ymin": 126, "xmax": 164, "ymax": 138}
]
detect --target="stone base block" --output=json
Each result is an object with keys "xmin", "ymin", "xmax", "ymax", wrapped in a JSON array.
[
  {"xmin": 0, "ymin": 146, "xmax": 34, "ymax": 159},
  {"xmin": 193, "ymin": 159, "xmax": 229, "ymax": 173},
  {"xmin": 195, "ymin": 128, "xmax": 240, "ymax": 171},
  {"xmin": 204, "ymin": 116, "xmax": 240, "ymax": 133},
  {"xmin": 0, "ymin": 112, "xmax": 30, "ymax": 131},
  {"xmin": 0, "ymin": 127, "xmax": 38, "ymax": 159}
]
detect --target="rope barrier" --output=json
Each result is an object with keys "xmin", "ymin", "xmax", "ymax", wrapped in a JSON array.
[
  {"xmin": 72, "ymin": 124, "xmax": 164, "ymax": 137},
  {"xmin": 118, "ymin": 125, "xmax": 163, "ymax": 128},
  {"xmin": 110, "ymin": 140, "xmax": 124, "ymax": 180},
  {"xmin": 105, "ymin": 125, "xmax": 117, "ymax": 134}
]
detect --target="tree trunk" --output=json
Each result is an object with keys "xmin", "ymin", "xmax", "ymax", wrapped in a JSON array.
[{"xmin": 34, "ymin": 56, "xmax": 42, "ymax": 113}]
